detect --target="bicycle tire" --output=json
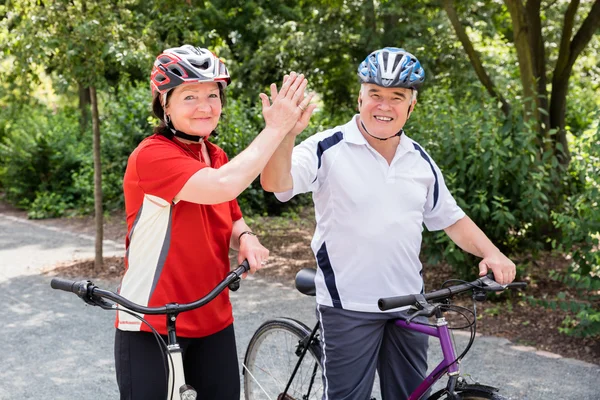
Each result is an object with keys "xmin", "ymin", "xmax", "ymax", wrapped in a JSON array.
[
  {"xmin": 428, "ymin": 387, "xmax": 508, "ymax": 400},
  {"xmin": 243, "ymin": 318, "xmax": 323, "ymax": 400},
  {"xmin": 454, "ymin": 391, "xmax": 508, "ymax": 400}
]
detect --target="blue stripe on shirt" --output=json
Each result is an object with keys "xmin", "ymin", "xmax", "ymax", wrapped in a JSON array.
[
  {"xmin": 316, "ymin": 242, "xmax": 343, "ymax": 309},
  {"xmin": 313, "ymin": 131, "xmax": 344, "ymax": 183},
  {"xmin": 413, "ymin": 143, "xmax": 439, "ymax": 210}
]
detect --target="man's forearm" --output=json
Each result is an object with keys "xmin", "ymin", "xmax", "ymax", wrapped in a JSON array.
[
  {"xmin": 444, "ymin": 216, "xmax": 499, "ymax": 258},
  {"xmin": 260, "ymin": 134, "xmax": 296, "ymax": 192}
]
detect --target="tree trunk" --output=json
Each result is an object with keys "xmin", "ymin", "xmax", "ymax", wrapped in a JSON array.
[
  {"xmin": 550, "ymin": 0, "xmax": 600, "ymax": 165},
  {"xmin": 78, "ymin": 83, "xmax": 91, "ymax": 132},
  {"xmin": 525, "ymin": 0, "xmax": 550, "ymax": 134},
  {"xmin": 442, "ymin": 0, "xmax": 511, "ymax": 117},
  {"xmin": 504, "ymin": 0, "xmax": 539, "ymax": 125},
  {"xmin": 90, "ymin": 86, "xmax": 104, "ymax": 272}
]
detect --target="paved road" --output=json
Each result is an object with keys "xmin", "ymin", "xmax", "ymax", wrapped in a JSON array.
[{"xmin": 1, "ymin": 213, "xmax": 599, "ymax": 399}]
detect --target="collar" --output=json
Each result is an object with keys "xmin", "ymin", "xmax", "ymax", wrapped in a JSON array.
[
  {"xmin": 345, "ymin": 115, "xmax": 369, "ymax": 145},
  {"xmin": 347, "ymin": 115, "xmax": 418, "ymax": 154},
  {"xmin": 155, "ymin": 134, "xmax": 222, "ymax": 161},
  {"xmin": 398, "ymin": 132, "xmax": 418, "ymax": 154}
]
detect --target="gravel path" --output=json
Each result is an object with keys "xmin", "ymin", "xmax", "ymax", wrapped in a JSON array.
[{"xmin": 1, "ymin": 213, "xmax": 598, "ymax": 399}]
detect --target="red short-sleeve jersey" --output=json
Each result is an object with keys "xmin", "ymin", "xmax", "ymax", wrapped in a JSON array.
[{"xmin": 116, "ymin": 134, "xmax": 243, "ymax": 338}]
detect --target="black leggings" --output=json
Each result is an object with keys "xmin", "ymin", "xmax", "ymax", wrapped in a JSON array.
[{"xmin": 114, "ymin": 324, "xmax": 240, "ymax": 400}]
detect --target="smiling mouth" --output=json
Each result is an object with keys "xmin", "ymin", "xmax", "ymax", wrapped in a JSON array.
[{"xmin": 374, "ymin": 116, "xmax": 393, "ymax": 122}]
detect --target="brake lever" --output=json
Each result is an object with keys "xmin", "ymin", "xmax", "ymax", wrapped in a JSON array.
[
  {"xmin": 406, "ymin": 294, "xmax": 437, "ymax": 323},
  {"xmin": 78, "ymin": 282, "xmax": 115, "ymax": 309},
  {"xmin": 480, "ymin": 276, "xmax": 507, "ymax": 292},
  {"xmin": 90, "ymin": 297, "xmax": 116, "ymax": 309}
]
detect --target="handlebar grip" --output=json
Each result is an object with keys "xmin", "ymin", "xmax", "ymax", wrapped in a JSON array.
[
  {"xmin": 507, "ymin": 282, "xmax": 528, "ymax": 289},
  {"xmin": 240, "ymin": 259, "xmax": 250, "ymax": 273},
  {"xmin": 50, "ymin": 277, "xmax": 77, "ymax": 293},
  {"xmin": 378, "ymin": 294, "xmax": 417, "ymax": 311}
]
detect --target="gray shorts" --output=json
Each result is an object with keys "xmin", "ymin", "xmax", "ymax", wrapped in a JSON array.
[{"xmin": 317, "ymin": 304, "xmax": 429, "ymax": 400}]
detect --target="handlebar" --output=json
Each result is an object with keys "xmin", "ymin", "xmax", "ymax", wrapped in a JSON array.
[
  {"xmin": 50, "ymin": 260, "xmax": 251, "ymax": 315},
  {"xmin": 378, "ymin": 273, "xmax": 527, "ymax": 311}
]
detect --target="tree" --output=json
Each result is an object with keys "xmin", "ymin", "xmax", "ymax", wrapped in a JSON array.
[
  {"xmin": 442, "ymin": 0, "xmax": 600, "ymax": 165},
  {"xmin": 3, "ymin": 0, "xmax": 147, "ymax": 271}
]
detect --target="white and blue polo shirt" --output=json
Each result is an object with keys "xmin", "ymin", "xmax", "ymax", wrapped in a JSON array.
[{"xmin": 275, "ymin": 115, "xmax": 465, "ymax": 312}]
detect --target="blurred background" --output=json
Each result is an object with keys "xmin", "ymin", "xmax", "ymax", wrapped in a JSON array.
[{"xmin": 1, "ymin": 0, "xmax": 599, "ymax": 341}]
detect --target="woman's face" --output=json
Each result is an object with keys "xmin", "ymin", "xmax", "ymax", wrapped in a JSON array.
[{"xmin": 165, "ymin": 82, "xmax": 222, "ymax": 138}]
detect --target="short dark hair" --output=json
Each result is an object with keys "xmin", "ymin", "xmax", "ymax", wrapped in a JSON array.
[{"xmin": 151, "ymin": 85, "xmax": 227, "ymax": 138}]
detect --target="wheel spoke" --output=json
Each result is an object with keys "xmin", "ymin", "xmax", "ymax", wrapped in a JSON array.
[{"xmin": 244, "ymin": 322, "xmax": 323, "ymax": 400}]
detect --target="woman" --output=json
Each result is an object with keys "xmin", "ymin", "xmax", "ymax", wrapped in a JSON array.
[{"xmin": 114, "ymin": 44, "xmax": 312, "ymax": 400}]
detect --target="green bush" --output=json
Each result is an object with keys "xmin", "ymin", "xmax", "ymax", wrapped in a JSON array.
[
  {"xmin": 0, "ymin": 84, "xmax": 152, "ymax": 216},
  {"xmin": 410, "ymin": 86, "xmax": 560, "ymax": 278},
  {"xmin": 27, "ymin": 191, "xmax": 73, "ymax": 219},
  {"xmin": 547, "ymin": 119, "xmax": 600, "ymax": 338},
  {"xmin": 0, "ymin": 104, "xmax": 85, "ymax": 211}
]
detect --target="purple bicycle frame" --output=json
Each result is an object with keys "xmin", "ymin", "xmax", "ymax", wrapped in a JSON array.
[{"xmin": 394, "ymin": 318, "xmax": 459, "ymax": 400}]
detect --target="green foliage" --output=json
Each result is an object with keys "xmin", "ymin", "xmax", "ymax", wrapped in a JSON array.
[
  {"xmin": 27, "ymin": 191, "xmax": 73, "ymax": 219},
  {"xmin": 0, "ymin": 83, "xmax": 152, "ymax": 216},
  {"xmin": 0, "ymin": 105, "xmax": 85, "ymax": 210},
  {"xmin": 412, "ymin": 86, "xmax": 560, "ymax": 278},
  {"xmin": 545, "ymin": 119, "xmax": 600, "ymax": 338}
]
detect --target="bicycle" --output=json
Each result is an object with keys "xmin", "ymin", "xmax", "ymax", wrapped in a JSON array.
[
  {"xmin": 50, "ymin": 260, "xmax": 250, "ymax": 400},
  {"xmin": 242, "ymin": 268, "xmax": 527, "ymax": 400}
]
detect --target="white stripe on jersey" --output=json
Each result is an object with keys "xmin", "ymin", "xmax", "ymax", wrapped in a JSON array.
[{"xmin": 117, "ymin": 194, "xmax": 172, "ymax": 331}]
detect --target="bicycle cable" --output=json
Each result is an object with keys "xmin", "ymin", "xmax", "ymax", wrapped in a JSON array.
[
  {"xmin": 441, "ymin": 278, "xmax": 482, "ymax": 290},
  {"xmin": 437, "ymin": 303, "xmax": 477, "ymax": 370},
  {"xmin": 442, "ymin": 303, "xmax": 475, "ymax": 331},
  {"xmin": 92, "ymin": 299, "xmax": 175, "ymax": 400}
]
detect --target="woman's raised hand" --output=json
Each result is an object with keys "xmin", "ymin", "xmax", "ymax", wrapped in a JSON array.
[{"xmin": 259, "ymin": 72, "xmax": 309, "ymax": 135}]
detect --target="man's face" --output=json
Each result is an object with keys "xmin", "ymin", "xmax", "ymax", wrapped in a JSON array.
[{"xmin": 358, "ymin": 84, "xmax": 416, "ymax": 138}]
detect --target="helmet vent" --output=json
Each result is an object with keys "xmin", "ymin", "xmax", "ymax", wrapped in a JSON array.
[
  {"xmin": 191, "ymin": 61, "xmax": 210, "ymax": 70},
  {"xmin": 168, "ymin": 64, "xmax": 186, "ymax": 77}
]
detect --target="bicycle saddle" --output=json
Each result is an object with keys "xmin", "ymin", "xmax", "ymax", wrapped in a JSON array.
[{"xmin": 295, "ymin": 268, "xmax": 317, "ymax": 296}]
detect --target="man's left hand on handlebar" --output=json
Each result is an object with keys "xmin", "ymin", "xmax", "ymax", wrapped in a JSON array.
[{"xmin": 478, "ymin": 251, "xmax": 516, "ymax": 285}]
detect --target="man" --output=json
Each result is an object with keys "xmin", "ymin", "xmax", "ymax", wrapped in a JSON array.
[{"xmin": 261, "ymin": 47, "xmax": 516, "ymax": 400}]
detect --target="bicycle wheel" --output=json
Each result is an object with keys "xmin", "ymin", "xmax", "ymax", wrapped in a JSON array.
[{"xmin": 243, "ymin": 318, "xmax": 323, "ymax": 400}]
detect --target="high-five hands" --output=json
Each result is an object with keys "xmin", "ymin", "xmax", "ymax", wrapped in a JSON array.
[
  {"xmin": 279, "ymin": 73, "xmax": 317, "ymax": 137},
  {"xmin": 259, "ymin": 72, "xmax": 316, "ymax": 136}
]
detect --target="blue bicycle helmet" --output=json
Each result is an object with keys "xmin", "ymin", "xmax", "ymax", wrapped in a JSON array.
[{"xmin": 358, "ymin": 47, "xmax": 425, "ymax": 90}]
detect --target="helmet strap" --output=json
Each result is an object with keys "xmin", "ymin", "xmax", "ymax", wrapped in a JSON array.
[
  {"xmin": 165, "ymin": 115, "xmax": 204, "ymax": 143},
  {"xmin": 360, "ymin": 120, "xmax": 403, "ymax": 141}
]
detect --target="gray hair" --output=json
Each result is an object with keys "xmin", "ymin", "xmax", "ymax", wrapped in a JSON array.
[{"xmin": 359, "ymin": 84, "xmax": 418, "ymax": 102}]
